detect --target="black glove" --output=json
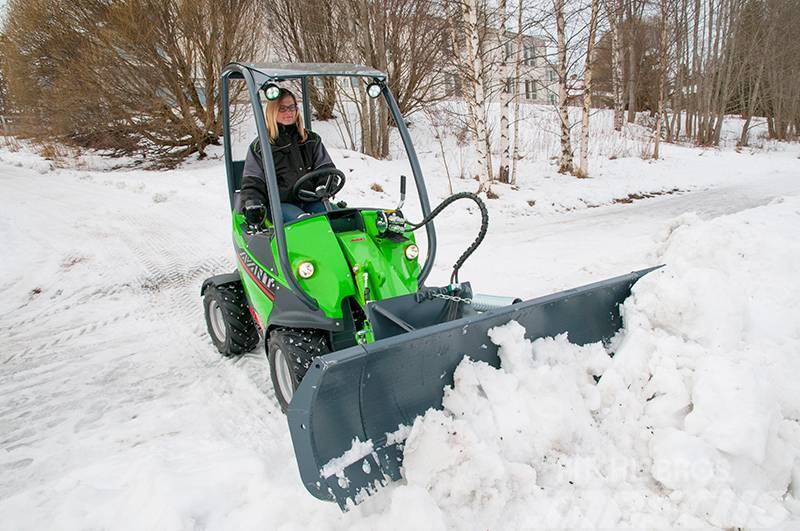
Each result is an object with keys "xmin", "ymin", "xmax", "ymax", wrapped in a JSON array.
[{"xmin": 244, "ymin": 200, "xmax": 266, "ymax": 230}]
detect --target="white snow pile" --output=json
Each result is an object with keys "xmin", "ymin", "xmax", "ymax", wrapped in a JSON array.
[{"xmin": 357, "ymin": 196, "xmax": 800, "ymax": 529}]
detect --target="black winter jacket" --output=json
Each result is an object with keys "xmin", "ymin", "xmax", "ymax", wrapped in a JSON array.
[{"xmin": 239, "ymin": 124, "xmax": 335, "ymax": 208}]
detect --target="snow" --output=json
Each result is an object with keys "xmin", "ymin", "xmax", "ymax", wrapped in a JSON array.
[
  {"xmin": 320, "ymin": 438, "xmax": 374, "ymax": 479},
  {"xmin": 1, "ymin": 106, "xmax": 800, "ymax": 529},
  {"xmin": 393, "ymin": 195, "xmax": 800, "ymax": 528},
  {"xmin": 385, "ymin": 424, "xmax": 412, "ymax": 446}
]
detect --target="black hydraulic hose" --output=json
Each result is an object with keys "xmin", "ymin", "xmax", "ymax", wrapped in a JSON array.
[{"xmin": 407, "ymin": 192, "xmax": 489, "ymax": 285}]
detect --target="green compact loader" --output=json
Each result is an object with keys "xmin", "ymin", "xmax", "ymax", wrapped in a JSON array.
[{"xmin": 202, "ymin": 63, "xmax": 656, "ymax": 509}]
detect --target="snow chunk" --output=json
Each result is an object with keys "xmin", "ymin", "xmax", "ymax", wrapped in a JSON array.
[
  {"xmin": 385, "ymin": 424, "xmax": 412, "ymax": 446},
  {"xmin": 320, "ymin": 438, "xmax": 374, "ymax": 479},
  {"xmin": 650, "ymin": 428, "xmax": 725, "ymax": 490},
  {"xmin": 685, "ymin": 356, "xmax": 780, "ymax": 463}
]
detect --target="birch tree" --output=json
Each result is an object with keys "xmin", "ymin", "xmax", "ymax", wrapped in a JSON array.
[
  {"xmin": 497, "ymin": 0, "xmax": 511, "ymax": 183},
  {"xmin": 452, "ymin": 0, "xmax": 494, "ymax": 185},
  {"xmin": 605, "ymin": 0, "xmax": 625, "ymax": 130},
  {"xmin": 510, "ymin": 0, "xmax": 525, "ymax": 185},
  {"xmin": 555, "ymin": 0, "xmax": 574, "ymax": 174},
  {"xmin": 577, "ymin": 0, "xmax": 600, "ymax": 177}
]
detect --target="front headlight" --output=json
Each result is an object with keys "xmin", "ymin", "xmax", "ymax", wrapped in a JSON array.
[
  {"xmin": 297, "ymin": 261, "xmax": 315, "ymax": 279},
  {"xmin": 404, "ymin": 244, "xmax": 419, "ymax": 260}
]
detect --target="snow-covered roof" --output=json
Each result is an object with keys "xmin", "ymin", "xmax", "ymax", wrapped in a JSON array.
[{"xmin": 224, "ymin": 62, "xmax": 387, "ymax": 82}]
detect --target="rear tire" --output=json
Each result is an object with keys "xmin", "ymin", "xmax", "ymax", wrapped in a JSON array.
[
  {"xmin": 268, "ymin": 328, "xmax": 330, "ymax": 413},
  {"xmin": 203, "ymin": 283, "xmax": 259, "ymax": 356}
]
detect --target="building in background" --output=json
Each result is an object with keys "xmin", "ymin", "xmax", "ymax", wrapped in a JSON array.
[{"xmin": 441, "ymin": 31, "xmax": 558, "ymax": 106}]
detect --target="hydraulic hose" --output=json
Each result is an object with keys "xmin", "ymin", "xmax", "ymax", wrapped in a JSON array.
[{"xmin": 407, "ymin": 192, "xmax": 489, "ymax": 285}]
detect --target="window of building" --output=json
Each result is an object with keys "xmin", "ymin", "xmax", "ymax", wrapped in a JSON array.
[
  {"xmin": 505, "ymin": 42, "xmax": 514, "ymax": 63},
  {"xmin": 549, "ymin": 70, "xmax": 557, "ymax": 82},
  {"xmin": 525, "ymin": 79, "xmax": 537, "ymax": 100},
  {"xmin": 549, "ymin": 93, "xmax": 557, "ymax": 105},
  {"xmin": 445, "ymin": 73, "xmax": 462, "ymax": 97},
  {"xmin": 504, "ymin": 77, "xmax": 514, "ymax": 94},
  {"xmin": 523, "ymin": 43, "xmax": 536, "ymax": 66}
]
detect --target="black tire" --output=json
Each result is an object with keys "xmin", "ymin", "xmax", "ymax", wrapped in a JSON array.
[
  {"xmin": 203, "ymin": 283, "xmax": 259, "ymax": 356},
  {"xmin": 267, "ymin": 328, "xmax": 330, "ymax": 413}
]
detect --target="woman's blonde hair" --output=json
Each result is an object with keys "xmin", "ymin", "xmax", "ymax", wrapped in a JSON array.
[{"xmin": 265, "ymin": 88, "xmax": 307, "ymax": 143}]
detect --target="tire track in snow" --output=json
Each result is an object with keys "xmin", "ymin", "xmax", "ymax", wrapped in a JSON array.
[
  {"xmin": 0, "ymin": 166, "xmax": 281, "ymax": 502},
  {"xmin": 115, "ymin": 210, "xmax": 237, "ymax": 363},
  {"xmin": 0, "ymin": 284, "xmax": 134, "ymax": 335},
  {"xmin": 2, "ymin": 310, "xmax": 138, "ymax": 366}
]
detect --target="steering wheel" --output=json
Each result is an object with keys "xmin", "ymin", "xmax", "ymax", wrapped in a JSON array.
[{"xmin": 291, "ymin": 167, "xmax": 346, "ymax": 203}]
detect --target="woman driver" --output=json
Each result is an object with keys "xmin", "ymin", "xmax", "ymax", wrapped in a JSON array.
[{"xmin": 240, "ymin": 88, "xmax": 338, "ymax": 222}]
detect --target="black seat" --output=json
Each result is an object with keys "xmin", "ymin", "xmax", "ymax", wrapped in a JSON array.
[
  {"xmin": 232, "ymin": 159, "xmax": 275, "ymax": 222},
  {"xmin": 232, "ymin": 159, "xmax": 245, "ymax": 211}
]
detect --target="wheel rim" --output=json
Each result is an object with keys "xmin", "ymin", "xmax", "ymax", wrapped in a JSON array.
[
  {"xmin": 274, "ymin": 348, "xmax": 294, "ymax": 403},
  {"xmin": 208, "ymin": 300, "xmax": 227, "ymax": 342}
]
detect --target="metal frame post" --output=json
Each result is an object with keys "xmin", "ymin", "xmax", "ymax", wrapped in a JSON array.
[
  {"xmin": 301, "ymin": 77, "xmax": 312, "ymax": 130},
  {"xmin": 382, "ymin": 85, "xmax": 437, "ymax": 286},
  {"xmin": 238, "ymin": 65, "xmax": 320, "ymax": 311}
]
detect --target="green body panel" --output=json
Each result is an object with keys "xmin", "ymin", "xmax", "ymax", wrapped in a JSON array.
[
  {"xmin": 360, "ymin": 210, "xmax": 421, "ymax": 287},
  {"xmin": 231, "ymin": 209, "xmax": 420, "ymax": 340},
  {"xmin": 334, "ymin": 230, "xmax": 418, "ymax": 306},
  {"xmin": 281, "ymin": 216, "xmax": 357, "ymax": 318}
]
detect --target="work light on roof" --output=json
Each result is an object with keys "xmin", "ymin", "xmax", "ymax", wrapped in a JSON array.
[
  {"xmin": 264, "ymin": 83, "xmax": 281, "ymax": 101},
  {"xmin": 366, "ymin": 82, "xmax": 382, "ymax": 99}
]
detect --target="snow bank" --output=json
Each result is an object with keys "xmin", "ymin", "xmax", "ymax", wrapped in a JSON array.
[{"xmin": 366, "ymin": 196, "xmax": 800, "ymax": 529}]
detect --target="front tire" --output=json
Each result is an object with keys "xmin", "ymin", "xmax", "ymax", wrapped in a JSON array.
[
  {"xmin": 268, "ymin": 328, "xmax": 330, "ymax": 413},
  {"xmin": 203, "ymin": 283, "xmax": 259, "ymax": 356}
]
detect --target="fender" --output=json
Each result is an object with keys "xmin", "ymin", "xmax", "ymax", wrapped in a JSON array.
[{"xmin": 200, "ymin": 272, "xmax": 242, "ymax": 295}]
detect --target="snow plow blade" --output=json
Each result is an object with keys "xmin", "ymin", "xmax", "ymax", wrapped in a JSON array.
[{"xmin": 287, "ymin": 266, "xmax": 660, "ymax": 509}]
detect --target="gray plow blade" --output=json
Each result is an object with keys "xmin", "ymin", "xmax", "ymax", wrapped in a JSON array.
[{"xmin": 287, "ymin": 266, "xmax": 660, "ymax": 509}]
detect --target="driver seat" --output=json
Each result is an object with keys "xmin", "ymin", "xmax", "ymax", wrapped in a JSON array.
[{"xmin": 232, "ymin": 159, "xmax": 245, "ymax": 212}]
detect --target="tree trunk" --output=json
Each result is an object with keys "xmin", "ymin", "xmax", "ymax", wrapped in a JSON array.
[
  {"xmin": 462, "ymin": 0, "xmax": 493, "ymax": 184},
  {"xmin": 577, "ymin": 0, "xmax": 599, "ymax": 177},
  {"xmin": 606, "ymin": 0, "xmax": 624, "ymax": 131},
  {"xmin": 625, "ymin": 0, "xmax": 638, "ymax": 124},
  {"xmin": 653, "ymin": 0, "xmax": 668, "ymax": 159},
  {"xmin": 555, "ymin": 0, "xmax": 573, "ymax": 174},
  {"xmin": 498, "ymin": 0, "xmax": 510, "ymax": 183},
  {"xmin": 510, "ymin": 0, "xmax": 524, "ymax": 185},
  {"xmin": 687, "ymin": 0, "xmax": 701, "ymax": 139}
]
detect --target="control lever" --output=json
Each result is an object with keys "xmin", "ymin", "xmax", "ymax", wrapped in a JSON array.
[{"xmin": 396, "ymin": 175, "xmax": 406, "ymax": 210}]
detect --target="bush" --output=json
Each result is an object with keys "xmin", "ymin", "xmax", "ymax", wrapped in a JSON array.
[{"xmin": 2, "ymin": 0, "xmax": 261, "ymax": 165}]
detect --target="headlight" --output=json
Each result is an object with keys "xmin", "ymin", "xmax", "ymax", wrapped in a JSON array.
[
  {"xmin": 297, "ymin": 261, "xmax": 315, "ymax": 279},
  {"xmin": 404, "ymin": 244, "xmax": 419, "ymax": 260},
  {"xmin": 264, "ymin": 83, "xmax": 281, "ymax": 101},
  {"xmin": 366, "ymin": 82, "xmax": 383, "ymax": 98}
]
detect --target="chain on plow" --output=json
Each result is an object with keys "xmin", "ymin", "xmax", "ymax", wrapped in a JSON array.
[{"xmin": 430, "ymin": 292, "xmax": 472, "ymax": 304}]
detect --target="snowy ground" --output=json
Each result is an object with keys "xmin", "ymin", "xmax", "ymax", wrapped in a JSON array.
[{"xmin": 1, "ymin": 109, "xmax": 800, "ymax": 529}]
